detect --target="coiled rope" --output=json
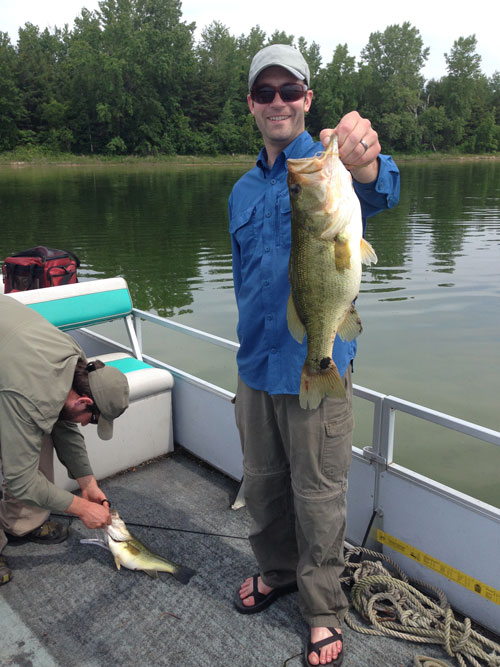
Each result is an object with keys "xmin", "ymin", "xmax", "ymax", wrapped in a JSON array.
[{"xmin": 340, "ymin": 547, "xmax": 500, "ymax": 667}]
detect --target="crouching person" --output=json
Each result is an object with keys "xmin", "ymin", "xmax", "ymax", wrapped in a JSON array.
[{"xmin": 0, "ymin": 293, "xmax": 130, "ymax": 584}]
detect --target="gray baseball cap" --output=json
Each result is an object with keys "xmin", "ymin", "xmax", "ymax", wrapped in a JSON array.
[
  {"xmin": 88, "ymin": 362, "xmax": 129, "ymax": 440},
  {"xmin": 248, "ymin": 44, "xmax": 310, "ymax": 90}
]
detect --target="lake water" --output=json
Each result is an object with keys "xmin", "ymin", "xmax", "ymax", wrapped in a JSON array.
[{"xmin": 0, "ymin": 159, "xmax": 499, "ymax": 506}]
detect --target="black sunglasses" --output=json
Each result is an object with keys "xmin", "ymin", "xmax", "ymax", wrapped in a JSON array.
[
  {"xmin": 89, "ymin": 403, "xmax": 100, "ymax": 425},
  {"xmin": 86, "ymin": 362, "xmax": 100, "ymax": 424},
  {"xmin": 250, "ymin": 83, "xmax": 308, "ymax": 105}
]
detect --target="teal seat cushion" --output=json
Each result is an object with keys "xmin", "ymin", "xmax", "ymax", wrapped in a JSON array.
[
  {"xmin": 27, "ymin": 289, "xmax": 132, "ymax": 330},
  {"xmin": 104, "ymin": 357, "xmax": 153, "ymax": 373}
]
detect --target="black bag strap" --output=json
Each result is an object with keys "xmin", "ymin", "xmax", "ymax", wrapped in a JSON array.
[{"xmin": 11, "ymin": 246, "xmax": 80, "ymax": 267}]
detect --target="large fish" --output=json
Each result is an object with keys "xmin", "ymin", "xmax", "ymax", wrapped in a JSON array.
[
  {"xmin": 286, "ymin": 134, "xmax": 378, "ymax": 409},
  {"xmin": 81, "ymin": 509, "xmax": 196, "ymax": 584}
]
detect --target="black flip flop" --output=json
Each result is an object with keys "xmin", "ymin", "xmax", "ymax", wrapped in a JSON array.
[
  {"xmin": 234, "ymin": 573, "xmax": 297, "ymax": 614},
  {"xmin": 304, "ymin": 627, "xmax": 343, "ymax": 666}
]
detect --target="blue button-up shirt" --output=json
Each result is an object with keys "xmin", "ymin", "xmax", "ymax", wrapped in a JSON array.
[{"xmin": 229, "ymin": 131, "xmax": 400, "ymax": 395}]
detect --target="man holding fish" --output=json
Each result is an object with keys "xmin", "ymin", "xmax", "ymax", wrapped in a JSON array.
[
  {"xmin": 0, "ymin": 294, "xmax": 129, "ymax": 585},
  {"xmin": 230, "ymin": 44, "xmax": 399, "ymax": 665}
]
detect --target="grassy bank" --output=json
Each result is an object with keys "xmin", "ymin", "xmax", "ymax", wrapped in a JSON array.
[
  {"xmin": 0, "ymin": 145, "xmax": 499, "ymax": 166},
  {"xmin": 0, "ymin": 146, "xmax": 255, "ymax": 166}
]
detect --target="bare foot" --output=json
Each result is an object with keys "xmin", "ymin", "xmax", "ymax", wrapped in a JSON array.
[
  {"xmin": 238, "ymin": 575, "xmax": 273, "ymax": 608},
  {"xmin": 308, "ymin": 627, "xmax": 342, "ymax": 665}
]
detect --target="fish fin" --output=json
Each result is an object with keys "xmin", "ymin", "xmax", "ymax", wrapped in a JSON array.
[
  {"xmin": 79, "ymin": 538, "xmax": 111, "ymax": 552},
  {"xmin": 360, "ymin": 238, "xmax": 378, "ymax": 266},
  {"xmin": 287, "ymin": 294, "xmax": 306, "ymax": 343},
  {"xmin": 143, "ymin": 569, "xmax": 160, "ymax": 579},
  {"xmin": 338, "ymin": 305, "xmax": 363, "ymax": 342},
  {"xmin": 113, "ymin": 556, "xmax": 122, "ymax": 571},
  {"xmin": 300, "ymin": 361, "xmax": 345, "ymax": 409},
  {"xmin": 170, "ymin": 565, "xmax": 197, "ymax": 585},
  {"xmin": 320, "ymin": 198, "xmax": 357, "ymax": 241}
]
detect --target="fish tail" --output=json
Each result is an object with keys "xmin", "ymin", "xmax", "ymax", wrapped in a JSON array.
[
  {"xmin": 300, "ymin": 360, "xmax": 346, "ymax": 409},
  {"xmin": 171, "ymin": 564, "xmax": 197, "ymax": 585}
]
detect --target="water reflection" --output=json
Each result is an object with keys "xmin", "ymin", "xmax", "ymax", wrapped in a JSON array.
[
  {"xmin": 0, "ymin": 165, "xmax": 241, "ymax": 318},
  {"xmin": 1, "ymin": 160, "xmax": 499, "ymax": 505},
  {"xmin": 1, "ymin": 161, "xmax": 498, "ymax": 313}
]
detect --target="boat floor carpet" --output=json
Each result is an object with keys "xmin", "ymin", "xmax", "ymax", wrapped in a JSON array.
[{"xmin": 0, "ymin": 448, "xmax": 476, "ymax": 666}]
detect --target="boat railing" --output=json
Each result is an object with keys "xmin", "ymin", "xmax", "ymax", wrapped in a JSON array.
[
  {"xmin": 46, "ymin": 303, "xmax": 500, "ymax": 631},
  {"xmin": 130, "ymin": 307, "xmax": 500, "ymax": 460}
]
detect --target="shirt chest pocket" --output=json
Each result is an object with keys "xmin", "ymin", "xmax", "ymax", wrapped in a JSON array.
[{"xmin": 230, "ymin": 205, "xmax": 258, "ymax": 265}]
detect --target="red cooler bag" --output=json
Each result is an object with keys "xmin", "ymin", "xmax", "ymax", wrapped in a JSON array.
[{"xmin": 2, "ymin": 246, "xmax": 80, "ymax": 293}]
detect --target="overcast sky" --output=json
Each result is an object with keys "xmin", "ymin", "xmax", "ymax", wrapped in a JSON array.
[{"xmin": 1, "ymin": 0, "xmax": 498, "ymax": 82}]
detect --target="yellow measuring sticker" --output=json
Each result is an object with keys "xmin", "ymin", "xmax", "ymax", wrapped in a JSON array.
[{"xmin": 377, "ymin": 529, "xmax": 500, "ymax": 606}]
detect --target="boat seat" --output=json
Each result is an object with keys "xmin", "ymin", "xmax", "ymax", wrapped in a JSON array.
[{"xmin": 6, "ymin": 278, "xmax": 174, "ymax": 489}]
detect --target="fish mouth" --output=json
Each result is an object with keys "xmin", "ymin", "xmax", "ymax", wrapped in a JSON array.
[{"xmin": 288, "ymin": 135, "xmax": 337, "ymax": 175}]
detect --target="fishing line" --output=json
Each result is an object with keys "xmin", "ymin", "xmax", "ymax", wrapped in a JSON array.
[
  {"xmin": 122, "ymin": 520, "xmax": 249, "ymax": 541},
  {"xmin": 50, "ymin": 512, "xmax": 248, "ymax": 541}
]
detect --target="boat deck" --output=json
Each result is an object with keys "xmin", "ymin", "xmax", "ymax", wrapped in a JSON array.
[{"xmin": 0, "ymin": 448, "xmax": 490, "ymax": 667}]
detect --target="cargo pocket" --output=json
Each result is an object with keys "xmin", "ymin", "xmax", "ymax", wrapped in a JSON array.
[{"xmin": 321, "ymin": 411, "xmax": 354, "ymax": 481}]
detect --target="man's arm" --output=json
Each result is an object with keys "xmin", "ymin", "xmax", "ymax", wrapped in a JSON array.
[
  {"xmin": 52, "ymin": 423, "xmax": 111, "ymax": 528},
  {"xmin": 51, "ymin": 420, "xmax": 94, "ymax": 479},
  {"xmin": 0, "ymin": 393, "xmax": 76, "ymax": 512}
]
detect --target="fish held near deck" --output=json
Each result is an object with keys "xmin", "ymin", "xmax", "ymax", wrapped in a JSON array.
[{"xmin": 81, "ymin": 509, "xmax": 196, "ymax": 584}]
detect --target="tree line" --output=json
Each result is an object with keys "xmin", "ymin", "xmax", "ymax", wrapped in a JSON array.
[{"xmin": 1, "ymin": 0, "xmax": 499, "ymax": 157}]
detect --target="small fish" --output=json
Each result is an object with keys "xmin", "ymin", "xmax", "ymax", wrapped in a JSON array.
[
  {"xmin": 81, "ymin": 509, "xmax": 196, "ymax": 584},
  {"xmin": 287, "ymin": 135, "xmax": 378, "ymax": 409}
]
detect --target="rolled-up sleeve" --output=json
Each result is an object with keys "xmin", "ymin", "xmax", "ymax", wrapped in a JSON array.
[
  {"xmin": 0, "ymin": 393, "xmax": 75, "ymax": 512},
  {"xmin": 354, "ymin": 154, "xmax": 400, "ymax": 219}
]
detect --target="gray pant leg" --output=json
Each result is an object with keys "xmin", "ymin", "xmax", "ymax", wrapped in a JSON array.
[
  {"xmin": 235, "ymin": 370, "xmax": 353, "ymax": 627},
  {"xmin": 235, "ymin": 377, "xmax": 299, "ymax": 588},
  {"xmin": 276, "ymin": 369, "xmax": 353, "ymax": 627},
  {"xmin": 0, "ymin": 434, "xmax": 53, "ymax": 550}
]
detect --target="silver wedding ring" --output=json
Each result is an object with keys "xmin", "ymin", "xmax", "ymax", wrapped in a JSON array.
[{"xmin": 360, "ymin": 139, "xmax": 368, "ymax": 153}]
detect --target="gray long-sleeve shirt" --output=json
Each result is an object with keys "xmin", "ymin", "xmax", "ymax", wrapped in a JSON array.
[{"xmin": 0, "ymin": 294, "xmax": 94, "ymax": 512}]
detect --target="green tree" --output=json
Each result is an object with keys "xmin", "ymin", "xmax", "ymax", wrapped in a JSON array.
[
  {"xmin": 266, "ymin": 30, "xmax": 295, "ymax": 46},
  {"xmin": 309, "ymin": 43, "xmax": 358, "ymax": 135},
  {"xmin": 15, "ymin": 24, "xmax": 65, "ymax": 143},
  {"xmin": 359, "ymin": 22, "xmax": 428, "ymax": 116},
  {"xmin": 0, "ymin": 32, "xmax": 22, "ymax": 150},
  {"xmin": 489, "ymin": 72, "xmax": 500, "ymax": 124},
  {"xmin": 442, "ymin": 35, "xmax": 491, "ymax": 151},
  {"xmin": 419, "ymin": 106, "xmax": 450, "ymax": 151},
  {"xmin": 64, "ymin": 8, "xmax": 108, "ymax": 152},
  {"xmin": 358, "ymin": 22, "xmax": 428, "ymax": 150},
  {"xmin": 474, "ymin": 111, "xmax": 498, "ymax": 152},
  {"xmin": 298, "ymin": 38, "xmax": 322, "ymax": 85},
  {"xmin": 189, "ymin": 21, "xmax": 240, "ymax": 152}
]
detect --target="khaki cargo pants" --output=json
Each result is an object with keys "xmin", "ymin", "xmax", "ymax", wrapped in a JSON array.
[
  {"xmin": 235, "ymin": 369, "xmax": 353, "ymax": 628},
  {"xmin": 0, "ymin": 434, "xmax": 52, "ymax": 553}
]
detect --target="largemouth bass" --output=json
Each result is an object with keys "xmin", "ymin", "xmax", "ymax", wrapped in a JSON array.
[
  {"xmin": 287, "ymin": 135, "xmax": 377, "ymax": 409},
  {"xmin": 81, "ymin": 509, "xmax": 196, "ymax": 584}
]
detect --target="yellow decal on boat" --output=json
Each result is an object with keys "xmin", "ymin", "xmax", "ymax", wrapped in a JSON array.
[{"xmin": 377, "ymin": 529, "xmax": 500, "ymax": 606}]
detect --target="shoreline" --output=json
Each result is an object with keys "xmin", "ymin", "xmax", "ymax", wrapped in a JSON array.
[{"xmin": 0, "ymin": 151, "xmax": 499, "ymax": 168}]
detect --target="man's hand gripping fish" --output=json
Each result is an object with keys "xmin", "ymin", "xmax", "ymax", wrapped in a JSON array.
[
  {"xmin": 287, "ymin": 135, "xmax": 378, "ymax": 409},
  {"xmin": 81, "ymin": 509, "xmax": 196, "ymax": 584}
]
